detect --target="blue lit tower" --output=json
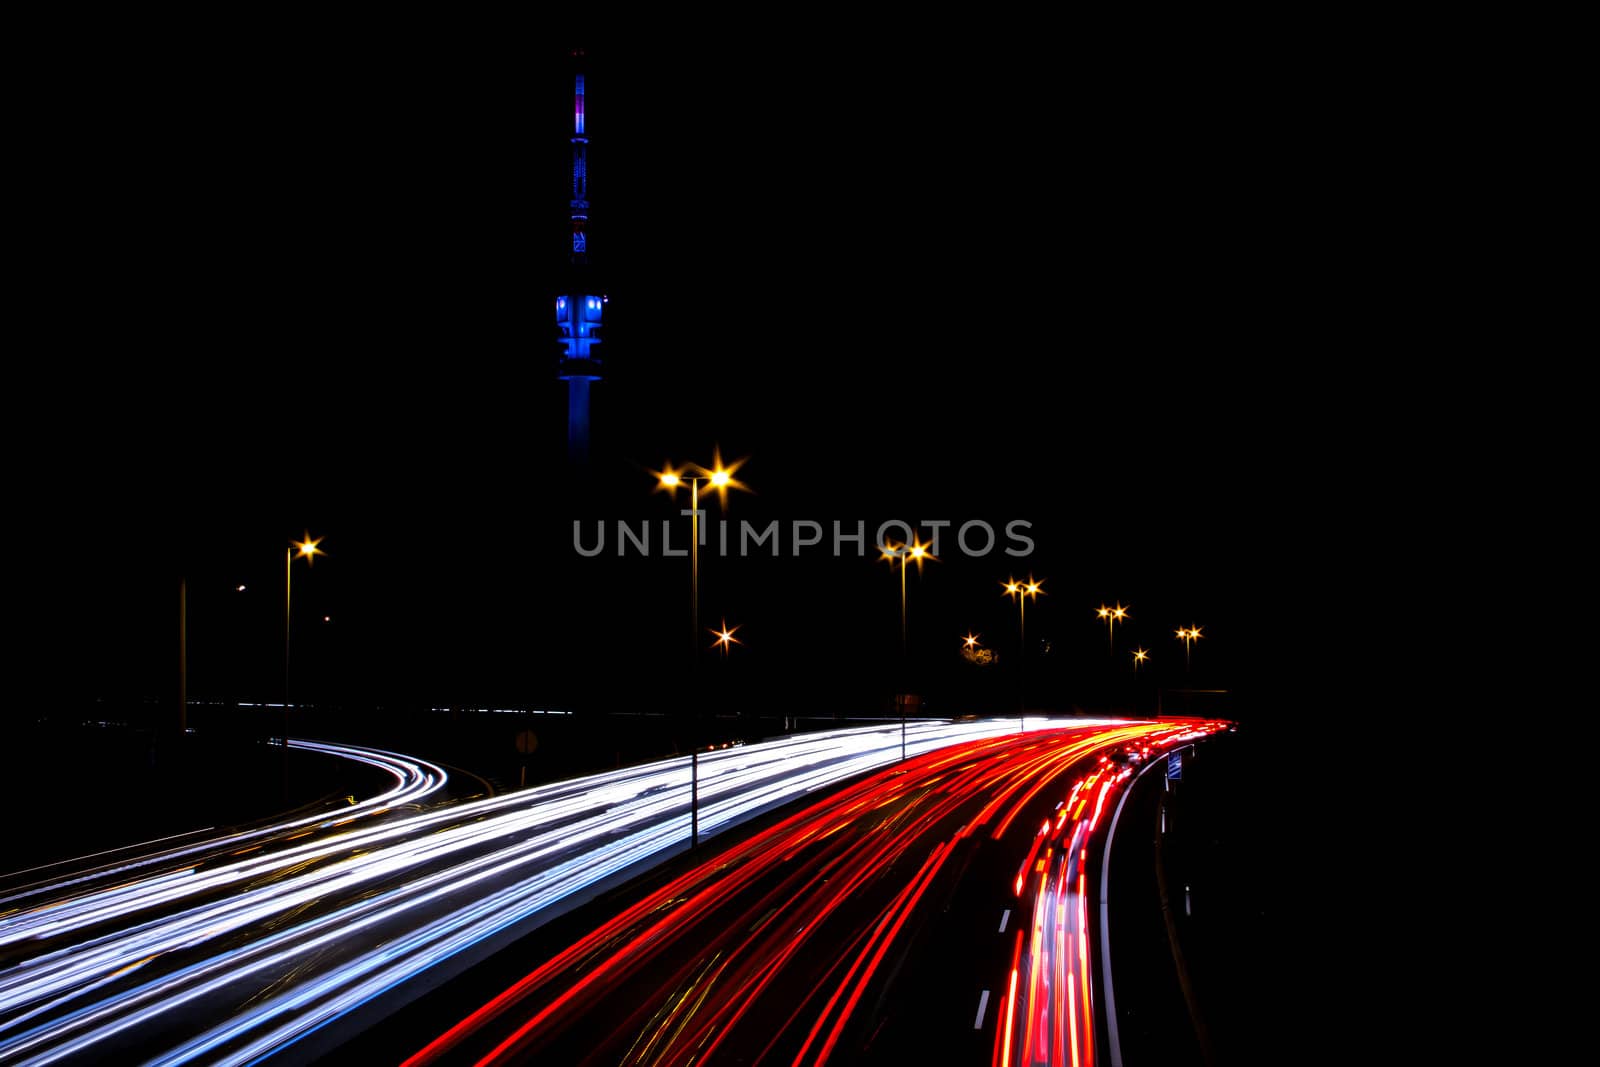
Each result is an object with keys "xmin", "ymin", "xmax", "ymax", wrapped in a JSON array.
[{"xmin": 556, "ymin": 56, "xmax": 604, "ymax": 464}]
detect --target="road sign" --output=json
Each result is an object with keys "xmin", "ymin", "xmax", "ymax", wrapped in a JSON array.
[
  {"xmin": 1167, "ymin": 749, "xmax": 1182, "ymax": 780},
  {"xmin": 515, "ymin": 730, "xmax": 539, "ymax": 755}
]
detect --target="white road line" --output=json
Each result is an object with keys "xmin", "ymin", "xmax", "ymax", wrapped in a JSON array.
[
  {"xmin": 0, "ymin": 829, "xmax": 217, "ymax": 881},
  {"xmin": 974, "ymin": 989, "xmax": 991, "ymax": 1029},
  {"xmin": 998, "ymin": 908, "xmax": 1010, "ymax": 933},
  {"xmin": 1099, "ymin": 750, "xmax": 1170, "ymax": 1067},
  {"xmin": 0, "ymin": 719, "xmax": 1067, "ymax": 1065}
]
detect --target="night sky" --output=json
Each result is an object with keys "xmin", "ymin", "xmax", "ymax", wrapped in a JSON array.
[{"xmin": 26, "ymin": 32, "xmax": 1374, "ymax": 731}]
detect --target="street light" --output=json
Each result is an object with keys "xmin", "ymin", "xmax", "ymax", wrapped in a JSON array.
[
  {"xmin": 656, "ymin": 452, "xmax": 745, "ymax": 654},
  {"xmin": 274, "ymin": 531, "xmax": 324, "ymax": 802},
  {"xmin": 1132, "ymin": 647, "xmax": 1149, "ymax": 715},
  {"xmin": 711, "ymin": 620, "xmax": 740, "ymax": 659},
  {"xmin": 709, "ymin": 621, "xmax": 741, "ymax": 740},
  {"xmin": 1003, "ymin": 576, "xmax": 1044, "ymax": 729},
  {"xmin": 882, "ymin": 538, "xmax": 934, "ymax": 654},
  {"xmin": 881, "ymin": 537, "xmax": 934, "ymax": 760},
  {"xmin": 1097, "ymin": 602, "xmax": 1130, "ymax": 652},
  {"xmin": 285, "ymin": 532, "xmax": 323, "ymax": 723},
  {"xmin": 1176, "ymin": 625, "xmax": 1202, "ymax": 670},
  {"xmin": 654, "ymin": 452, "xmax": 746, "ymax": 848}
]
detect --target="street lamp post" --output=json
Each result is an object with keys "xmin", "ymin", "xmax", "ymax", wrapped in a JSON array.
[
  {"xmin": 1096, "ymin": 604, "xmax": 1129, "ymax": 714},
  {"xmin": 1003, "ymin": 577, "xmax": 1043, "ymax": 730},
  {"xmin": 711, "ymin": 621, "xmax": 740, "ymax": 739},
  {"xmin": 285, "ymin": 533, "xmax": 324, "ymax": 728},
  {"xmin": 1097, "ymin": 602, "xmax": 1129, "ymax": 653},
  {"xmin": 882, "ymin": 538, "xmax": 933, "ymax": 760},
  {"xmin": 178, "ymin": 578, "xmax": 187, "ymax": 735},
  {"xmin": 1177, "ymin": 625, "xmax": 1202, "ymax": 671},
  {"xmin": 1175, "ymin": 626, "xmax": 1202, "ymax": 715},
  {"xmin": 656, "ymin": 455, "xmax": 744, "ymax": 849},
  {"xmin": 279, "ymin": 532, "xmax": 323, "ymax": 803},
  {"xmin": 1132, "ymin": 647, "xmax": 1149, "ymax": 716}
]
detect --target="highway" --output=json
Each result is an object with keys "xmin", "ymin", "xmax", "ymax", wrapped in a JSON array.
[
  {"xmin": 400, "ymin": 718, "xmax": 1229, "ymax": 1066},
  {"xmin": 0, "ymin": 739, "xmax": 450, "ymax": 921},
  {"xmin": 0, "ymin": 720, "xmax": 1074, "ymax": 1064}
]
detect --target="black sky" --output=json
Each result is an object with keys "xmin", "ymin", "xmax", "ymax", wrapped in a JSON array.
[{"xmin": 21, "ymin": 30, "xmax": 1382, "ymax": 726}]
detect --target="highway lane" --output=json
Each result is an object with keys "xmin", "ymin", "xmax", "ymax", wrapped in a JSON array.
[
  {"xmin": 401, "ymin": 718, "xmax": 1228, "ymax": 1066},
  {"xmin": 0, "ymin": 739, "xmax": 451, "ymax": 920},
  {"xmin": 0, "ymin": 719, "xmax": 1063, "ymax": 1065}
]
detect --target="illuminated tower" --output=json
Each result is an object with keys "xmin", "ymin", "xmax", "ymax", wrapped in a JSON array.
[{"xmin": 556, "ymin": 57, "xmax": 604, "ymax": 464}]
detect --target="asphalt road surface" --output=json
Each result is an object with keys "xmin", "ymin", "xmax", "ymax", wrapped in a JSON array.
[
  {"xmin": 400, "ymin": 719, "xmax": 1229, "ymax": 1066},
  {"xmin": 0, "ymin": 721, "xmax": 1065, "ymax": 1064}
]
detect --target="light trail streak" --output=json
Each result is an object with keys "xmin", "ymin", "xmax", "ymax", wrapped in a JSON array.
[
  {"xmin": 0, "ymin": 719, "xmax": 1081, "ymax": 1064},
  {"xmin": 0, "ymin": 740, "xmax": 449, "ymax": 914},
  {"xmin": 403, "ymin": 719, "xmax": 1228, "ymax": 1066},
  {"xmin": 992, "ymin": 722, "xmax": 1229, "ymax": 1067}
]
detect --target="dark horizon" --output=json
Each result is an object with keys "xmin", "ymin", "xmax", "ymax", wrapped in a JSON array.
[{"xmin": 24, "ymin": 35, "xmax": 1370, "ymax": 732}]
